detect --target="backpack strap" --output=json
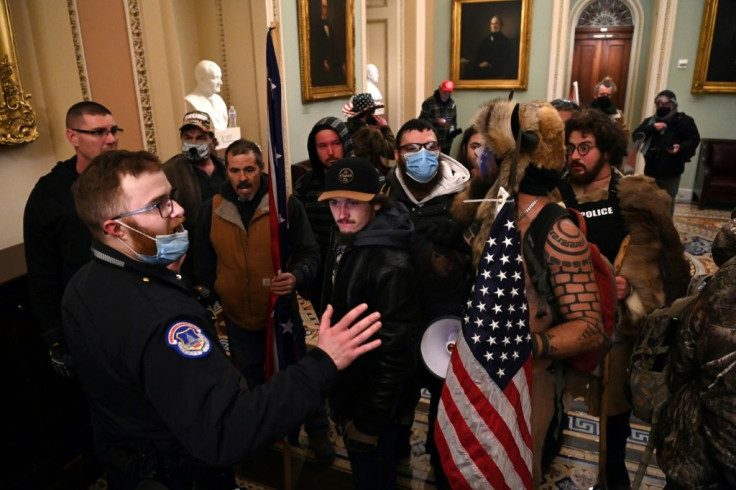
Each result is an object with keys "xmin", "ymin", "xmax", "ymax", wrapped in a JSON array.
[{"xmin": 523, "ymin": 202, "xmax": 574, "ymax": 321}]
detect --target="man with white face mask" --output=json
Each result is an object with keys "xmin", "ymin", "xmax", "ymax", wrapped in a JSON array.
[
  {"xmin": 383, "ymin": 118, "xmax": 470, "ymax": 484},
  {"xmin": 163, "ymin": 111, "xmax": 226, "ymax": 273}
]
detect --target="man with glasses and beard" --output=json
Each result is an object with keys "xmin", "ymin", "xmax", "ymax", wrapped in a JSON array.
[
  {"xmin": 63, "ymin": 149, "xmax": 382, "ymax": 489},
  {"xmin": 382, "ymin": 118, "xmax": 470, "ymax": 484},
  {"xmin": 557, "ymin": 109, "xmax": 637, "ymax": 490}
]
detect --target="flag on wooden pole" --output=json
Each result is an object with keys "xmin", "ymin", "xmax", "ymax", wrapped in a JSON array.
[{"xmin": 265, "ymin": 26, "xmax": 303, "ymax": 379}]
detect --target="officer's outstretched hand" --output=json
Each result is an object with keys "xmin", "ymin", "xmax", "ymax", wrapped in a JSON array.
[{"xmin": 318, "ymin": 304, "xmax": 381, "ymax": 370}]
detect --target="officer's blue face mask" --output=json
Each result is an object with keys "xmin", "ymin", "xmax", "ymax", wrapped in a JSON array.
[
  {"xmin": 182, "ymin": 141, "xmax": 210, "ymax": 161},
  {"xmin": 116, "ymin": 221, "xmax": 189, "ymax": 266},
  {"xmin": 404, "ymin": 149, "xmax": 439, "ymax": 183}
]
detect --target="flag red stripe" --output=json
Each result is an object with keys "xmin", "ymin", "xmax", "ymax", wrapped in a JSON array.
[
  {"xmin": 451, "ymin": 346, "xmax": 532, "ymax": 487},
  {"xmin": 502, "ymin": 362, "xmax": 533, "ymax": 449},
  {"xmin": 440, "ymin": 365, "xmax": 511, "ymax": 490},
  {"xmin": 433, "ymin": 418, "xmax": 473, "ymax": 490}
]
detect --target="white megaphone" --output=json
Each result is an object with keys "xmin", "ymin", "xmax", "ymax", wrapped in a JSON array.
[{"xmin": 421, "ymin": 316, "xmax": 461, "ymax": 379}]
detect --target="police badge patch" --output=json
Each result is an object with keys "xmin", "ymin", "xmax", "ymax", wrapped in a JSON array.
[{"xmin": 166, "ymin": 321, "xmax": 212, "ymax": 358}]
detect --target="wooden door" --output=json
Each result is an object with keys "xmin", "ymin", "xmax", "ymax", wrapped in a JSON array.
[{"xmin": 571, "ymin": 26, "xmax": 633, "ymax": 108}]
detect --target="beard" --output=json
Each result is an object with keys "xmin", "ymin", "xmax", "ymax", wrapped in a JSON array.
[
  {"xmin": 397, "ymin": 157, "xmax": 444, "ymax": 195},
  {"xmin": 568, "ymin": 155, "xmax": 607, "ymax": 186}
]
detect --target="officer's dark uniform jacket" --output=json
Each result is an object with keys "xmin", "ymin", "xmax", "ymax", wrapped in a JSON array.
[
  {"xmin": 558, "ymin": 169, "xmax": 628, "ymax": 264},
  {"xmin": 62, "ymin": 242, "xmax": 337, "ymax": 474},
  {"xmin": 321, "ymin": 205, "xmax": 421, "ymax": 436}
]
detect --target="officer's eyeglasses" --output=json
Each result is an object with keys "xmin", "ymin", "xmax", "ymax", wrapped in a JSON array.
[
  {"xmin": 399, "ymin": 141, "xmax": 440, "ymax": 153},
  {"xmin": 70, "ymin": 126, "xmax": 124, "ymax": 137},
  {"xmin": 566, "ymin": 142, "xmax": 596, "ymax": 157},
  {"xmin": 113, "ymin": 189, "xmax": 178, "ymax": 220}
]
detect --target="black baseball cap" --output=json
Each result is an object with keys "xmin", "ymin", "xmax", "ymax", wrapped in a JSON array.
[{"xmin": 318, "ymin": 157, "xmax": 380, "ymax": 202}]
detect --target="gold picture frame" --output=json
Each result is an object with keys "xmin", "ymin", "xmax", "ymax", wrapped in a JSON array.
[
  {"xmin": 297, "ymin": 0, "xmax": 355, "ymax": 102},
  {"xmin": 450, "ymin": 0, "xmax": 532, "ymax": 90},
  {"xmin": 692, "ymin": 0, "xmax": 736, "ymax": 94},
  {"xmin": 1, "ymin": 0, "xmax": 38, "ymax": 145}
]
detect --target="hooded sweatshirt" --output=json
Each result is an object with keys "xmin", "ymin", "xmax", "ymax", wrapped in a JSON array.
[
  {"xmin": 294, "ymin": 117, "xmax": 355, "ymax": 258},
  {"xmin": 322, "ymin": 204, "xmax": 421, "ymax": 435}
]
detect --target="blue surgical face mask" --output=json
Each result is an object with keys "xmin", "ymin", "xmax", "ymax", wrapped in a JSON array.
[
  {"xmin": 116, "ymin": 221, "xmax": 189, "ymax": 265},
  {"xmin": 404, "ymin": 149, "xmax": 439, "ymax": 183},
  {"xmin": 182, "ymin": 141, "xmax": 210, "ymax": 161}
]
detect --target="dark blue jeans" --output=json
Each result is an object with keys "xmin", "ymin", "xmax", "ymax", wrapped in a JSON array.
[
  {"xmin": 225, "ymin": 316, "xmax": 330, "ymax": 435},
  {"xmin": 343, "ymin": 422, "xmax": 400, "ymax": 490}
]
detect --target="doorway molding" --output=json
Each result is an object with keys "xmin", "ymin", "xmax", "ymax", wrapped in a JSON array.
[{"xmin": 548, "ymin": 0, "xmax": 647, "ymax": 130}]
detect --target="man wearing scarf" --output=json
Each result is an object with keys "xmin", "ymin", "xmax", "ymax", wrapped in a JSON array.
[{"xmin": 632, "ymin": 90, "xmax": 700, "ymax": 214}]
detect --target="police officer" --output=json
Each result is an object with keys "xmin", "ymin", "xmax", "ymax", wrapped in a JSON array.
[{"xmin": 62, "ymin": 150, "xmax": 382, "ymax": 489}]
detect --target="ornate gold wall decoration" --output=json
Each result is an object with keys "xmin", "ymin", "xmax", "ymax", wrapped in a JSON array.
[
  {"xmin": 66, "ymin": 0, "xmax": 90, "ymax": 100},
  {"xmin": 124, "ymin": 0, "xmax": 157, "ymax": 154},
  {"xmin": 1, "ymin": 0, "xmax": 39, "ymax": 145},
  {"xmin": 216, "ymin": 0, "xmax": 230, "ymax": 103}
]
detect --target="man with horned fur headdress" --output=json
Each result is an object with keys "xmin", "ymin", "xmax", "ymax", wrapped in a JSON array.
[{"xmin": 442, "ymin": 100, "xmax": 605, "ymax": 488}]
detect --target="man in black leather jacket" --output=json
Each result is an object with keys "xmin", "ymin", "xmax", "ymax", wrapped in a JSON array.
[{"xmin": 318, "ymin": 157, "xmax": 421, "ymax": 490}]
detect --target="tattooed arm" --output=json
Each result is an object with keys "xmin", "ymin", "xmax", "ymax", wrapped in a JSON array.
[{"xmin": 531, "ymin": 218, "xmax": 604, "ymax": 359}]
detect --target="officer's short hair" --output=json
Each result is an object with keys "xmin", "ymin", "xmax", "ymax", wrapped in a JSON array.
[
  {"xmin": 73, "ymin": 150, "xmax": 161, "ymax": 238},
  {"xmin": 66, "ymin": 101, "xmax": 112, "ymax": 128}
]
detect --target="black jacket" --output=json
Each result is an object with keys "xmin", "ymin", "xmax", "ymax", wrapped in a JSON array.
[
  {"xmin": 322, "ymin": 206, "xmax": 422, "ymax": 436},
  {"xmin": 383, "ymin": 166, "xmax": 472, "ymax": 324},
  {"xmin": 632, "ymin": 111, "xmax": 700, "ymax": 177},
  {"xmin": 62, "ymin": 242, "xmax": 337, "ymax": 475},
  {"xmin": 23, "ymin": 156, "xmax": 91, "ymax": 346}
]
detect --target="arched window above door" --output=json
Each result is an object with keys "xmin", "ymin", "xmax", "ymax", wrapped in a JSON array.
[{"xmin": 578, "ymin": 0, "xmax": 633, "ymax": 27}]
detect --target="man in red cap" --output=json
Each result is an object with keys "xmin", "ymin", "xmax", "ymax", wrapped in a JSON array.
[{"xmin": 419, "ymin": 80, "xmax": 460, "ymax": 155}]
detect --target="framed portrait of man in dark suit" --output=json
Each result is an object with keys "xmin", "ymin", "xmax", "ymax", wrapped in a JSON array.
[
  {"xmin": 450, "ymin": 0, "xmax": 532, "ymax": 90},
  {"xmin": 692, "ymin": 0, "xmax": 736, "ymax": 94},
  {"xmin": 298, "ymin": 0, "xmax": 355, "ymax": 101}
]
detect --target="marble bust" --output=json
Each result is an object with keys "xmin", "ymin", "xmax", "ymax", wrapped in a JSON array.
[
  {"xmin": 184, "ymin": 60, "xmax": 228, "ymax": 130},
  {"xmin": 366, "ymin": 64, "xmax": 384, "ymax": 115}
]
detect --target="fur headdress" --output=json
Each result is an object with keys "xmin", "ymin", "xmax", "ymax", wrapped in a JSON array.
[{"xmin": 454, "ymin": 99, "xmax": 566, "ymax": 265}]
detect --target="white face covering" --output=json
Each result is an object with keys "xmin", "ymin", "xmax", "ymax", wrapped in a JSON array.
[{"xmin": 182, "ymin": 141, "xmax": 211, "ymax": 161}]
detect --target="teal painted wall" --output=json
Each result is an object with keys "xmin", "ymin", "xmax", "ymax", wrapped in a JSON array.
[
  {"xmin": 431, "ymin": 0, "xmax": 557, "ymax": 147},
  {"xmin": 668, "ymin": 0, "xmax": 736, "ymax": 191}
]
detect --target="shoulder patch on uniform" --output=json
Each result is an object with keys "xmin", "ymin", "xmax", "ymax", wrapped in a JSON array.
[{"xmin": 166, "ymin": 321, "xmax": 212, "ymax": 358}]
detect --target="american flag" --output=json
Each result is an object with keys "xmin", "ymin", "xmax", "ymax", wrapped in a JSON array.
[
  {"xmin": 435, "ymin": 200, "xmax": 533, "ymax": 489},
  {"xmin": 265, "ymin": 27, "xmax": 303, "ymax": 379}
]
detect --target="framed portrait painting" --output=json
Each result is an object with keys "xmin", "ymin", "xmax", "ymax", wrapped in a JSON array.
[
  {"xmin": 297, "ymin": 0, "xmax": 355, "ymax": 102},
  {"xmin": 692, "ymin": 0, "xmax": 736, "ymax": 94},
  {"xmin": 450, "ymin": 0, "xmax": 532, "ymax": 90}
]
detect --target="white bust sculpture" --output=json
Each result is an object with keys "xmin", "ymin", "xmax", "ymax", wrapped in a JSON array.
[
  {"xmin": 366, "ymin": 64, "xmax": 384, "ymax": 115},
  {"xmin": 185, "ymin": 60, "xmax": 229, "ymax": 130}
]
